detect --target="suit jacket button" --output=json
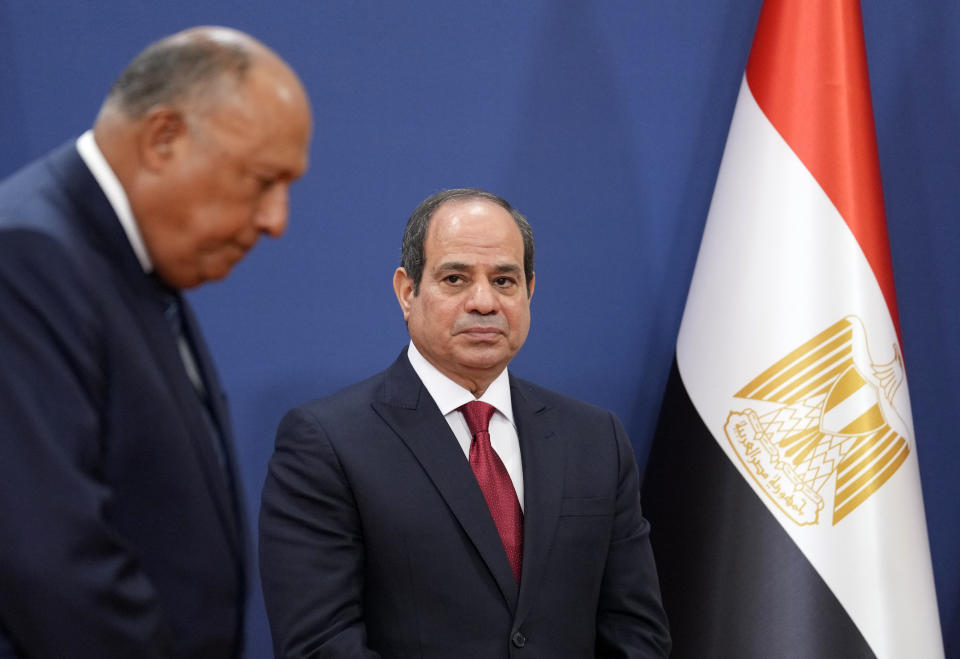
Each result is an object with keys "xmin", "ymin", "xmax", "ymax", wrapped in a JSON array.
[{"xmin": 511, "ymin": 630, "xmax": 526, "ymax": 648}]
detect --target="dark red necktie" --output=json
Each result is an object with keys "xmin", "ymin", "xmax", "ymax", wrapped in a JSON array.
[{"xmin": 460, "ymin": 401, "xmax": 523, "ymax": 583}]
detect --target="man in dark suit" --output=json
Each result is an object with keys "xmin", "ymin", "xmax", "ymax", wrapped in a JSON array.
[
  {"xmin": 0, "ymin": 27, "xmax": 311, "ymax": 658},
  {"xmin": 260, "ymin": 189, "xmax": 670, "ymax": 657}
]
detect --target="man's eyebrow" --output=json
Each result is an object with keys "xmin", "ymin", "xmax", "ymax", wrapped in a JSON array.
[
  {"xmin": 435, "ymin": 261, "xmax": 472, "ymax": 272},
  {"xmin": 434, "ymin": 262, "xmax": 522, "ymax": 275}
]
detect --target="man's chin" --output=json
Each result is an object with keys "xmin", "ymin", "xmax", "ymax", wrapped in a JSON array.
[
  {"xmin": 205, "ymin": 265, "xmax": 234, "ymax": 283},
  {"xmin": 197, "ymin": 256, "xmax": 243, "ymax": 286},
  {"xmin": 156, "ymin": 262, "xmax": 231, "ymax": 290},
  {"xmin": 456, "ymin": 347, "xmax": 512, "ymax": 372}
]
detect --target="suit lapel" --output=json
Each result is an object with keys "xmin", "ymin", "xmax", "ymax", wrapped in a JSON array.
[
  {"xmin": 178, "ymin": 295, "xmax": 247, "ymax": 554},
  {"xmin": 511, "ymin": 378, "xmax": 564, "ymax": 623},
  {"xmin": 371, "ymin": 352, "xmax": 520, "ymax": 612},
  {"xmin": 49, "ymin": 143, "xmax": 144, "ymax": 278},
  {"xmin": 128, "ymin": 274, "xmax": 246, "ymax": 559}
]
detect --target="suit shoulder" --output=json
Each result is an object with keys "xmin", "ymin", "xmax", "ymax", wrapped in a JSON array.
[
  {"xmin": 511, "ymin": 375, "xmax": 618, "ymax": 423},
  {"xmin": 0, "ymin": 147, "xmax": 106, "ymax": 296},
  {"xmin": 0, "ymin": 144, "xmax": 80, "ymax": 239}
]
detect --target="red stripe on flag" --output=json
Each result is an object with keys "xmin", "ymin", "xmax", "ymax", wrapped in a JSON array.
[{"xmin": 745, "ymin": 0, "xmax": 901, "ymax": 339}]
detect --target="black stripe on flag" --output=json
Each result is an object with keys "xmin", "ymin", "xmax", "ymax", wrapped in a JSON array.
[{"xmin": 642, "ymin": 358, "xmax": 875, "ymax": 658}]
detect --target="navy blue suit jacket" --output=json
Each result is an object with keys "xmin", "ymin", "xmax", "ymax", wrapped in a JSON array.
[
  {"xmin": 260, "ymin": 350, "xmax": 670, "ymax": 658},
  {"xmin": 0, "ymin": 143, "xmax": 247, "ymax": 658}
]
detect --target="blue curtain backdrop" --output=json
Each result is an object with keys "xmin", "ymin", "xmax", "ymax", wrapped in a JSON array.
[{"xmin": 2, "ymin": 2, "xmax": 957, "ymax": 656}]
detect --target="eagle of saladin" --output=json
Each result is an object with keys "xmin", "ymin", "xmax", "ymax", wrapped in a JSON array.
[{"xmin": 723, "ymin": 316, "xmax": 910, "ymax": 526}]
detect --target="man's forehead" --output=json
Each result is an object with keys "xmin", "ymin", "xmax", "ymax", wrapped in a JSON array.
[
  {"xmin": 431, "ymin": 197, "xmax": 502, "ymax": 220},
  {"xmin": 428, "ymin": 201, "xmax": 521, "ymax": 244}
]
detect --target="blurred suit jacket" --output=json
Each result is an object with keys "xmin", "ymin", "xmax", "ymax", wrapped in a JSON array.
[
  {"xmin": 260, "ymin": 349, "xmax": 670, "ymax": 658},
  {"xmin": 0, "ymin": 143, "xmax": 246, "ymax": 658}
]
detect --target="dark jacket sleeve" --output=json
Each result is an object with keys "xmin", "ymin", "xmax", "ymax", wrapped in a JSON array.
[
  {"xmin": 259, "ymin": 405, "xmax": 381, "ymax": 658},
  {"xmin": 0, "ymin": 231, "xmax": 172, "ymax": 658},
  {"xmin": 594, "ymin": 412, "xmax": 672, "ymax": 658}
]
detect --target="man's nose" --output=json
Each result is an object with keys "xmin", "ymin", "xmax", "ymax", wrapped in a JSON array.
[
  {"xmin": 255, "ymin": 184, "xmax": 289, "ymax": 238},
  {"xmin": 465, "ymin": 279, "xmax": 497, "ymax": 314}
]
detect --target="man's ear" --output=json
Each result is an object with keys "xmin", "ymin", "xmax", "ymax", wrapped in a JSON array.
[
  {"xmin": 393, "ymin": 267, "xmax": 414, "ymax": 321},
  {"xmin": 526, "ymin": 272, "xmax": 535, "ymax": 300},
  {"xmin": 137, "ymin": 107, "xmax": 187, "ymax": 172}
]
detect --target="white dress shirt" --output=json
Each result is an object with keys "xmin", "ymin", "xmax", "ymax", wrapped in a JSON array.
[{"xmin": 406, "ymin": 341, "xmax": 524, "ymax": 510}]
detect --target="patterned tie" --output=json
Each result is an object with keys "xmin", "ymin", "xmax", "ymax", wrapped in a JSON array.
[{"xmin": 460, "ymin": 401, "xmax": 523, "ymax": 583}]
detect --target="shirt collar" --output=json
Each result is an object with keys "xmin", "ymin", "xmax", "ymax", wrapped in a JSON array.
[
  {"xmin": 406, "ymin": 340, "xmax": 514, "ymax": 424},
  {"xmin": 76, "ymin": 130, "xmax": 153, "ymax": 273}
]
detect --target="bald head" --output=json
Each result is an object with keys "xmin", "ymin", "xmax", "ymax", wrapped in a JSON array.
[
  {"xmin": 93, "ymin": 27, "xmax": 312, "ymax": 289},
  {"xmin": 102, "ymin": 27, "xmax": 298, "ymax": 119}
]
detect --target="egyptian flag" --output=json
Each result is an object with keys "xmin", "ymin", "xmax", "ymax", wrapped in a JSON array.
[{"xmin": 641, "ymin": 1, "xmax": 944, "ymax": 657}]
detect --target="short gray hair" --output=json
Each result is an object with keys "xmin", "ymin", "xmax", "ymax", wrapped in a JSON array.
[
  {"xmin": 401, "ymin": 188, "xmax": 534, "ymax": 295},
  {"xmin": 104, "ymin": 33, "xmax": 252, "ymax": 118}
]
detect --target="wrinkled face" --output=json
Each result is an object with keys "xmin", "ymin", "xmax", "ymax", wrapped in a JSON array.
[
  {"xmin": 139, "ymin": 61, "xmax": 312, "ymax": 288},
  {"xmin": 394, "ymin": 199, "xmax": 534, "ymax": 393}
]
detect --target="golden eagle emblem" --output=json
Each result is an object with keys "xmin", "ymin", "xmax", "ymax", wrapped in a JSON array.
[{"xmin": 723, "ymin": 316, "xmax": 909, "ymax": 526}]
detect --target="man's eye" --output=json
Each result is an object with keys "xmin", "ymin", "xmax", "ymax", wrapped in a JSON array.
[
  {"xmin": 444, "ymin": 275, "xmax": 464, "ymax": 284},
  {"xmin": 494, "ymin": 277, "xmax": 515, "ymax": 287},
  {"xmin": 250, "ymin": 174, "xmax": 274, "ymax": 190}
]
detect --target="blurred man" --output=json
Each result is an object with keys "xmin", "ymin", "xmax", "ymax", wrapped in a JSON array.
[
  {"xmin": 260, "ymin": 189, "xmax": 670, "ymax": 657},
  {"xmin": 0, "ymin": 26, "xmax": 311, "ymax": 658}
]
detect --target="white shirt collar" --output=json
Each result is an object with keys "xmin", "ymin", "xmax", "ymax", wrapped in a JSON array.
[
  {"xmin": 406, "ymin": 341, "xmax": 514, "ymax": 424},
  {"xmin": 75, "ymin": 130, "xmax": 153, "ymax": 273}
]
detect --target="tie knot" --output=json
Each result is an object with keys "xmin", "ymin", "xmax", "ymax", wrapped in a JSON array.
[
  {"xmin": 159, "ymin": 292, "xmax": 186, "ymax": 339},
  {"xmin": 151, "ymin": 275, "xmax": 184, "ymax": 330},
  {"xmin": 460, "ymin": 401, "xmax": 496, "ymax": 437}
]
